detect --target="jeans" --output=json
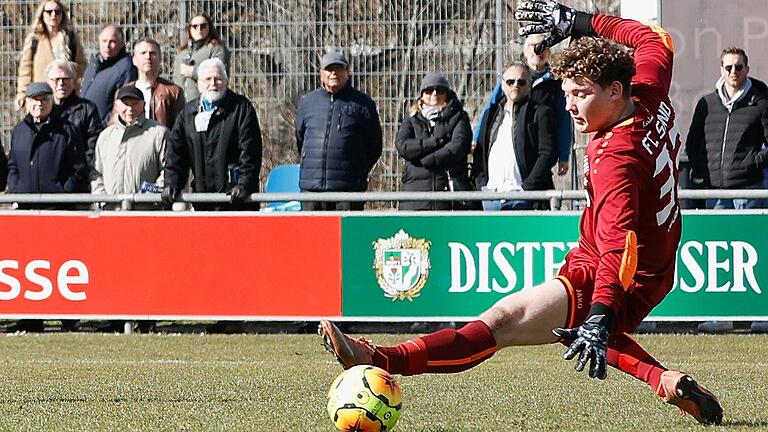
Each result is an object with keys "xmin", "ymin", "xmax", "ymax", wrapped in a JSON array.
[
  {"xmin": 706, "ymin": 183, "xmax": 765, "ymax": 209},
  {"xmin": 482, "ymin": 199, "xmax": 534, "ymax": 211}
]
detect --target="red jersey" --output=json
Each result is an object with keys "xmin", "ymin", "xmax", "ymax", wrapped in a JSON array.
[{"xmin": 578, "ymin": 15, "xmax": 682, "ymax": 316}]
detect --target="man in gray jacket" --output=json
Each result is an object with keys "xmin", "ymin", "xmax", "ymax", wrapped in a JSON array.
[{"xmin": 92, "ymin": 85, "xmax": 167, "ymax": 196}]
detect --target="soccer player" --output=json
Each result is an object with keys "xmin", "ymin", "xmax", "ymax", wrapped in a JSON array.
[{"xmin": 318, "ymin": 0, "xmax": 724, "ymax": 425}]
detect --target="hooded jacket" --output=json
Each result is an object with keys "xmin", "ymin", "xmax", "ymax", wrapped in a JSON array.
[{"xmin": 686, "ymin": 77, "xmax": 768, "ymax": 188}]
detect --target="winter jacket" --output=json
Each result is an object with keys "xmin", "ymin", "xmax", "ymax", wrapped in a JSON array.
[
  {"xmin": 53, "ymin": 93, "xmax": 104, "ymax": 169},
  {"xmin": 473, "ymin": 66, "xmax": 572, "ymax": 162},
  {"xmin": 7, "ymin": 114, "xmax": 89, "ymax": 193},
  {"xmin": 472, "ymin": 96, "xmax": 557, "ymax": 191},
  {"xmin": 165, "ymin": 90, "xmax": 262, "ymax": 193},
  {"xmin": 92, "ymin": 116, "xmax": 167, "ymax": 194},
  {"xmin": 0, "ymin": 141, "xmax": 7, "ymax": 191},
  {"xmin": 173, "ymin": 41, "xmax": 230, "ymax": 101},
  {"xmin": 686, "ymin": 77, "xmax": 768, "ymax": 188},
  {"xmin": 81, "ymin": 50, "xmax": 137, "ymax": 123},
  {"xmin": 395, "ymin": 93, "xmax": 472, "ymax": 210},
  {"xmin": 16, "ymin": 29, "xmax": 87, "ymax": 98},
  {"xmin": 296, "ymin": 84, "xmax": 382, "ymax": 192}
]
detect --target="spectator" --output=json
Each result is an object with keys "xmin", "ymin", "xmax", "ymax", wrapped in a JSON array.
[
  {"xmin": 128, "ymin": 38, "xmax": 185, "ymax": 128},
  {"xmin": 7, "ymin": 82, "xmax": 88, "ymax": 197},
  {"xmin": 296, "ymin": 51, "xmax": 383, "ymax": 210},
  {"xmin": 47, "ymin": 59, "xmax": 103, "ymax": 171},
  {"xmin": 0, "ymin": 140, "xmax": 7, "ymax": 192},
  {"xmin": 15, "ymin": 0, "xmax": 87, "ymax": 111},
  {"xmin": 473, "ymin": 34, "xmax": 572, "ymax": 177},
  {"xmin": 395, "ymin": 72, "xmax": 472, "ymax": 210},
  {"xmin": 92, "ymin": 85, "xmax": 167, "ymax": 197},
  {"xmin": 81, "ymin": 24, "xmax": 137, "ymax": 124},
  {"xmin": 163, "ymin": 58, "xmax": 262, "ymax": 212},
  {"xmin": 685, "ymin": 47, "xmax": 768, "ymax": 334},
  {"xmin": 173, "ymin": 13, "xmax": 230, "ymax": 102},
  {"xmin": 472, "ymin": 62, "xmax": 557, "ymax": 210},
  {"xmin": 6, "ymin": 82, "xmax": 88, "ymax": 333}
]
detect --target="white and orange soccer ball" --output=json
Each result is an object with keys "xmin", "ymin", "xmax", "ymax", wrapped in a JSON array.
[{"xmin": 327, "ymin": 365, "xmax": 403, "ymax": 431}]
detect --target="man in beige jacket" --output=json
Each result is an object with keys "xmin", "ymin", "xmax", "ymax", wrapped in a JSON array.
[{"xmin": 91, "ymin": 85, "xmax": 167, "ymax": 196}]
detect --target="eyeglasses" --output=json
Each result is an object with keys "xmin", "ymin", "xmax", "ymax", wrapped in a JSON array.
[
  {"xmin": 190, "ymin": 23, "xmax": 209, "ymax": 30},
  {"xmin": 48, "ymin": 77, "xmax": 73, "ymax": 82},
  {"xmin": 504, "ymin": 78, "xmax": 528, "ymax": 87},
  {"xmin": 423, "ymin": 87, "xmax": 447, "ymax": 95},
  {"xmin": 43, "ymin": 8, "xmax": 63, "ymax": 15},
  {"xmin": 724, "ymin": 64, "xmax": 745, "ymax": 73}
]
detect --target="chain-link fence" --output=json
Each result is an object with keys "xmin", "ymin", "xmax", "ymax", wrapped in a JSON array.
[{"xmin": 1, "ymin": 0, "xmax": 618, "ymax": 195}]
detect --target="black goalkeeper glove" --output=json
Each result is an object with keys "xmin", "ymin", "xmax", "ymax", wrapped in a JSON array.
[
  {"xmin": 161, "ymin": 185, "xmax": 181, "ymax": 208},
  {"xmin": 515, "ymin": 0, "xmax": 577, "ymax": 54},
  {"xmin": 553, "ymin": 310, "xmax": 611, "ymax": 380}
]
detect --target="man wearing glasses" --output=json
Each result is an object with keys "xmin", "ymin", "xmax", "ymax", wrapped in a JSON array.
[
  {"xmin": 47, "ymin": 59, "xmax": 103, "ymax": 170},
  {"xmin": 685, "ymin": 47, "xmax": 768, "ymax": 334},
  {"xmin": 472, "ymin": 61, "xmax": 557, "ymax": 210}
]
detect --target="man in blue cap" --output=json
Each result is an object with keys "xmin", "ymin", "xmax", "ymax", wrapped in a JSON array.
[{"xmin": 295, "ymin": 51, "xmax": 383, "ymax": 210}]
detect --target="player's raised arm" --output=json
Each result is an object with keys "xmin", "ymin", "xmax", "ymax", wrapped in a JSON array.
[{"xmin": 515, "ymin": 1, "xmax": 674, "ymax": 93}]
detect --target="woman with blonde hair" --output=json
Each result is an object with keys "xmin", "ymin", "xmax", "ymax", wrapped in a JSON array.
[
  {"xmin": 16, "ymin": 0, "xmax": 87, "ymax": 110},
  {"xmin": 173, "ymin": 13, "xmax": 230, "ymax": 101},
  {"xmin": 395, "ymin": 72, "xmax": 473, "ymax": 210}
]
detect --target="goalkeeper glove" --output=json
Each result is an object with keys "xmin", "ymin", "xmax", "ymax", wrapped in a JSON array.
[
  {"xmin": 553, "ymin": 308, "xmax": 612, "ymax": 380},
  {"xmin": 515, "ymin": 0, "xmax": 577, "ymax": 54}
]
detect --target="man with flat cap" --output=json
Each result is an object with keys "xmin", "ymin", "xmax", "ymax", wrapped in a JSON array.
[
  {"xmin": 7, "ymin": 82, "xmax": 88, "ymax": 197},
  {"xmin": 295, "ymin": 51, "xmax": 382, "ymax": 210}
]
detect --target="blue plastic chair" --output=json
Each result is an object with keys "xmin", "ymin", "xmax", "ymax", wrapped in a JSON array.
[{"xmin": 264, "ymin": 164, "xmax": 301, "ymax": 211}]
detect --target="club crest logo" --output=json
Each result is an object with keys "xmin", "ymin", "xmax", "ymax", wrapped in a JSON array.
[{"xmin": 373, "ymin": 230, "xmax": 431, "ymax": 301}]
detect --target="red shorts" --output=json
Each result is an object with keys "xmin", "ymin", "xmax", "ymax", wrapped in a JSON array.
[{"xmin": 556, "ymin": 247, "xmax": 672, "ymax": 333}]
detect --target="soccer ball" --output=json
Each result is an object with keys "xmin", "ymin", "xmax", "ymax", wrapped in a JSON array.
[{"xmin": 327, "ymin": 365, "xmax": 403, "ymax": 431}]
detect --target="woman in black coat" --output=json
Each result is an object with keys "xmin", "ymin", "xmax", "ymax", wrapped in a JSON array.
[{"xmin": 395, "ymin": 72, "xmax": 472, "ymax": 210}]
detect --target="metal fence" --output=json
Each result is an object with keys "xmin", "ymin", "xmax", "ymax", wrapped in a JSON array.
[{"xmin": 0, "ymin": 0, "xmax": 617, "ymax": 194}]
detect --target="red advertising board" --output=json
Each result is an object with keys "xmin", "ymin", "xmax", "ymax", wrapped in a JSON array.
[{"xmin": 0, "ymin": 213, "xmax": 341, "ymax": 319}]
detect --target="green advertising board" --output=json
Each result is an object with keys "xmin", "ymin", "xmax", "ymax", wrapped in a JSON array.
[{"xmin": 341, "ymin": 213, "xmax": 768, "ymax": 320}]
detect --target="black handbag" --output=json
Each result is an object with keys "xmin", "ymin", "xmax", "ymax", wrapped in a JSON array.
[{"xmin": 446, "ymin": 170, "xmax": 481, "ymax": 210}]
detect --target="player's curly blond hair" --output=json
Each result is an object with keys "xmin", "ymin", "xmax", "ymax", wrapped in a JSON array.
[{"xmin": 552, "ymin": 37, "xmax": 636, "ymax": 97}]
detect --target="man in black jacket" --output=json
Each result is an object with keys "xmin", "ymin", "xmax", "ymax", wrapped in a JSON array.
[
  {"xmin": 472, "ymin": 62, "xmax": 557, "ymax": 210},
  {"xmin": 47, "ymin": 59, "xmax": 104, "ymax": 171},
  {"xmin": 686, "ymin": 47, "xmax": 768, "ymax": 210},
  {"xmin": 295, "ymin": 51, "xmax": 382, "ymax": 210},
  {"xmin": 163, "ymin": 57, "xmax": 262, "ymax": 211}
]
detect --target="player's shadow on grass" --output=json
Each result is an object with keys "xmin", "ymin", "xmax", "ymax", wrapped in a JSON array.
[{"xmin": 722, "ymin": 419, "xmax": 768, "ymax": 427}]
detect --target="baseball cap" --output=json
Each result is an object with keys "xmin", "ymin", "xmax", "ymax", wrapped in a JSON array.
[
  {"xmin": 26, "ymin": 82, "xmax": 53, "ymax": 98},
  {"xmin": 321, "ymin": 51, "xmax": 349, "ymax": 69},
  {"xmin": 115, "ymin": 85, "xmax": 144, "ymax": 101}
]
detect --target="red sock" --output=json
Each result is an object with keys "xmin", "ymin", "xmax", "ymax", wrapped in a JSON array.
[
  {"xmin": 373, "ymin": 320, "xmax": 497, "ymax": 376},
  {"xmin": 606, "ymin": 333, "xmax": 667, "ymax": 395}
]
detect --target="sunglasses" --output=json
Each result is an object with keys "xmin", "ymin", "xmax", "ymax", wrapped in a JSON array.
[
  {"xmin": 724, "ymin": 64, "xmax": 745, "ymax": 73},
  {"xmin": 504, "ymin": 78, "xmax": 528, "ymax": 87},
  {"xmin": 44, "ymin": 8, "xmax": 63, "ymax": 15},
  {"xmin": 190, "ymin": 23, "xmax": 209, "ymax": 29},
  {"xmin": 423, "ymin": 87, "xmax": 447, "ymax": 95}
]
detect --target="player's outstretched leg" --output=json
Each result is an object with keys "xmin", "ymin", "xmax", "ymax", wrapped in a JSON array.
[
  {"xmin": 319, "ymin": 319, "xmax": 497, "ymax": 376},
  {"xmin": 658, "ymin": 371, "xmax": 723, "ymax": 426},
  {"xmin": 605, "ymin": 333, "xmax": 722, "ymax": 425}
]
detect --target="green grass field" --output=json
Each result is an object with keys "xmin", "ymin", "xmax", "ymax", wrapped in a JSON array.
[{"xmin": 0, "ymin": 332, "xmax": 767, "ymax": 431}]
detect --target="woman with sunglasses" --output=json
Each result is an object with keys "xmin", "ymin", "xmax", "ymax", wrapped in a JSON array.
[
  {"xmin": 173, "ymin": 13, "xmax": 230, "ymax": 101},
  {"xmin": 395, "ymin": 72, "xmax": 473, "ymax": 210},
  {"xmin": 16, "ymin": 0, "xmax": 87, "ymax": 111}
]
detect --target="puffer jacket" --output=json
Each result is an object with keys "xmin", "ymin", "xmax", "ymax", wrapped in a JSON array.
[
  {"xmin": 81, "ymin": 50, "xmax": 137, "ymax": 123},
  {"xmin": 686, "ymin": 77, "xmax": 768, "ymax": 188},
  {"xmin": 395, "ymin": 93, "xmax": 472, "ymax": 210},
  {"xmin": 296, "ymin": 84, "xmax": 382, "ymax": 192},
  {"xmin": 8, "ymin": 114, "xmax": 88, "ymax": 193}
]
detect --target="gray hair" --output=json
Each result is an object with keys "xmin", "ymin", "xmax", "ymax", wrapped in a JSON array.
[
  {"xmin": 45, "ymin": 59, "xmax": 76, "ymax": 78},
  {"xmin": 197, "ymin": 58, "xmax": 228, "ymax": 81}
]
